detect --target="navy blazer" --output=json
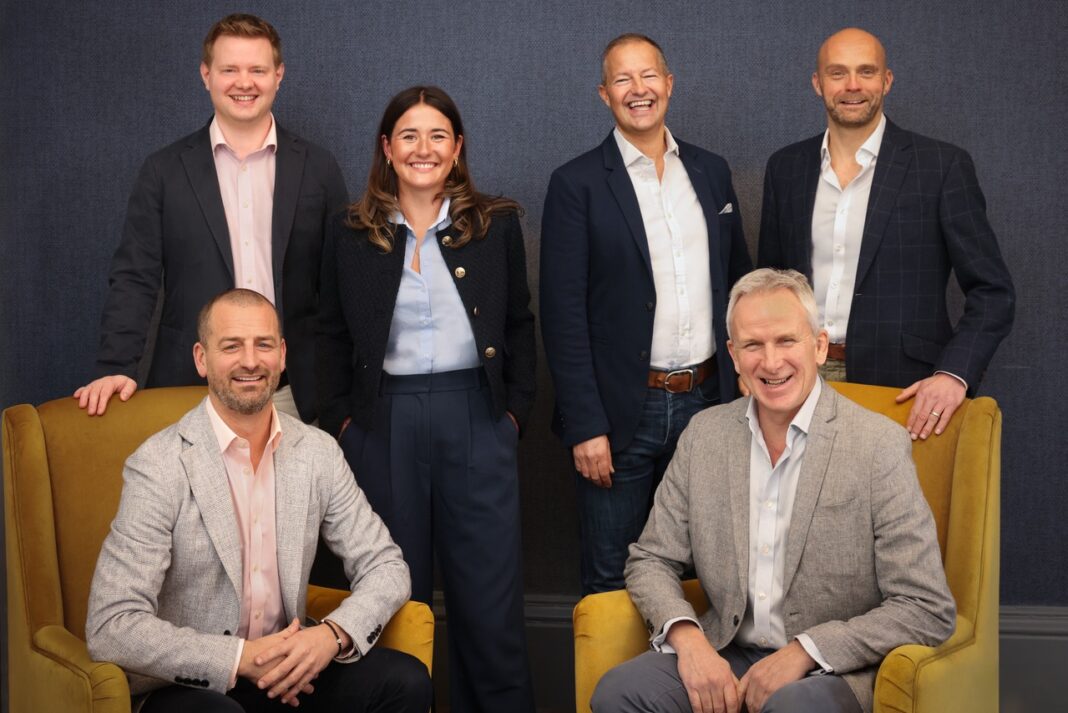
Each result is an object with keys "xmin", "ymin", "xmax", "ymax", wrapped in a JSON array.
[
  {"xmin": 758, "ymin": 119, "xmax": 1015, "ymax": 394},
  {"xmin": 540, "ymin": 133, "xmax": 752, "ymax": 452},
  {"xmin": 94, "ymin": 122, "xmax": 348, "ymax": 421},
  {"xmin": 316, "ymin": 209, "xmax": 536, "ymax": 438}
]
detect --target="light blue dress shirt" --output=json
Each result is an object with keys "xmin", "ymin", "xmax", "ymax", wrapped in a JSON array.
[{"xmin": 382, "ymin": 198, "xmax": 480, "ymax": 375}]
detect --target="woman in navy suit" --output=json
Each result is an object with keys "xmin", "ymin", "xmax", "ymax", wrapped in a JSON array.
[{"xmin": 317, "ymin": 86, "xmax": 535, "ymax": 712}]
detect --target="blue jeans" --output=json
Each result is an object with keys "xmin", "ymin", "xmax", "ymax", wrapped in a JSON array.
[{"xmin": 576, "ymin": 382, "xmax": 718, "ymax": 594}]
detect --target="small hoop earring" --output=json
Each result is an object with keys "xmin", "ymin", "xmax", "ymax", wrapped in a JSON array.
[
  {"xmin": 386, "ymin": 157, "xmax": 392, "ymax": 167},
  {"xmin": 453, "ymin": 157, "xmax": 459, "ymax": 168}
]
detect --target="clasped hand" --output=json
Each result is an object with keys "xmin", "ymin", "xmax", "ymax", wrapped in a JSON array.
[{"xmin": 238, "ymin": 618, "xmax": 341, "ymax": 707}]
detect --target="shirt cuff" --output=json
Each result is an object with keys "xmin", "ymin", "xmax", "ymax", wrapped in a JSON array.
[
  {"xmin": 652, "ymin": 616, "xmax": 702, "ymax": 653},
  {"xmin": 795, "ymin": 633, "xmax": 834, "ymax": 673},
  {"xmin": 934, "ymin": 370, "xmax": 968, "ymax": 391},
  {"xmin": 229, "ymin": 639, "xmax": 245, "ymax": 690},
  {"xmin": 325, "ymin": 620, "xmax": 360, "ymax": 663}
]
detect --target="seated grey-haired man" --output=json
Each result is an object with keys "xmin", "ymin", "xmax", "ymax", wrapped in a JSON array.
[{"xmin": 592, "ymin": 268, "xmax": 955, "ymax": 713}]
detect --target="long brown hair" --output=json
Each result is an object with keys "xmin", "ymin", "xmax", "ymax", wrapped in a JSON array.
[{"xmin": 346, "ymin": 86, "xmax": 520, "ymax": 252}]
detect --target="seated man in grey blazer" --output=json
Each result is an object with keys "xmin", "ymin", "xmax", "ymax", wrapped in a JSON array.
[
  {"xmin": 87, "ymin": 288, "xmax": 431, "ymax": 713},
  {"xmin": 592, "ymin": 269, "xmax": 955, "ymax": 713}
]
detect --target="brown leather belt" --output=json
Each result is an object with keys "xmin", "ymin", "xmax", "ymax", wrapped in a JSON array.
[
  {"xmin": 826, "ymin": 343, "xmax": 847, "ymax": 361},
  {"xmin": 648, "ymin": 356, "xmax": 716, "ymax": 393}
]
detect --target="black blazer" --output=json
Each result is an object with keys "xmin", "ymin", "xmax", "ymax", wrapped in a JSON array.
[
  {"xmin": 94, "ymin": 122, "xmax": 349, "ymax": 421},
  {"xmin": 758, "ymin": 119, "xmax": 1015, "ymax": 393},
  {"xmin": 316, "ymin": 208, "xmax": 536, "ymax": 438},
  {"xmin": 539, "ymin": 133, "xmax": 752, "ymax": 452}
]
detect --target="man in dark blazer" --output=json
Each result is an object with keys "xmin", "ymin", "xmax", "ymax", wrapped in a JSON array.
[
  {"xmin": 75, "ymin": 14, "xmax": 347, "ymax": 423},
  {"xmin": 758, "ymin": 27, "xmax": 1014, "ymax": 441},
  {"xmin": 541, "ymin": 33, "xmax": 752, "ymax": 594}
]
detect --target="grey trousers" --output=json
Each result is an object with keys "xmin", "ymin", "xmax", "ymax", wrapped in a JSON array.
[{"xmin": 591, "ymin": 645, "xmax": 861, "ymax": 713}]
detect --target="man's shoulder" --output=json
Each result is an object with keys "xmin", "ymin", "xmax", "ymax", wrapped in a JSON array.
[
  {"xmin": 277, "ymin": 411, "xmax": 343, "ymax": 458},
  {"xmin": 275, "ymin": 123, "xmax": 341, "ymax": 164},
  {"xmin": 674, "ymin": 137, "xmax": 731, "ymax": 173},
  {"xmin": 766, "ymin": 132, "xmax": 823, "ymax": 170},
  {"xmin": 884, "ymin": 120, "xmax": 971, "ymax": 162},
  {"xmin": 142, "ymin": 125, "xmax": 211, "ymax": 163},
  {"xmin": 686, "ymin": 396, "xmax": 749, "ymax": 436},
  {"xmin": 550, "ymin": 140, "xmax": 608, "ymax": 181},
  {"xmin": 822, "ymin": 388, "xmax": 912, "ymax": 452}
]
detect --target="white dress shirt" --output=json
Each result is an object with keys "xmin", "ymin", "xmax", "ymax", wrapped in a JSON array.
[
  {"xmin": 614, "ymin": 128, "xmax": 713, "ymax": 369},
  {"xmin": 810, "ymin": 115, "xmax": 886, "ymax": 344},
  {"xmin": 654, "ymin": 380, "xmax": 833, "ymax": 672}
]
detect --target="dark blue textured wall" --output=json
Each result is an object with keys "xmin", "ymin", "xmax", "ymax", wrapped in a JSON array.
[{"xmin": 2, "ymin": 1, "xmax": 1066, "ymax": 605}]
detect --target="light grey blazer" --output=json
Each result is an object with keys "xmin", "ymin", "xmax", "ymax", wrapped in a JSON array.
[
  {"xmin": 624, "ymin": 386, "xmax": 956, "ymax": 713},
  {"xmin": 86, "ymin": 400, "xmax": 410, "ymax": 697}
]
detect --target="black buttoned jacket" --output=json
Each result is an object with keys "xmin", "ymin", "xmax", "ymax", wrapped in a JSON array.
[{"xmin": 317, "ymin": 208, "xmax": 536, "ymax": 438}]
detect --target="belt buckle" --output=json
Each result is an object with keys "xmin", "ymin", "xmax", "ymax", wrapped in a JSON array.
[{"xmin": 663, "ymin": 368, "xmax": 695, "ymax": 393}]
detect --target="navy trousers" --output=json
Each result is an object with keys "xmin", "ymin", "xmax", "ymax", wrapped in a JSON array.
[{"xmin": 340, "ymin": 368, "xmax": 534, "ymax": 713}]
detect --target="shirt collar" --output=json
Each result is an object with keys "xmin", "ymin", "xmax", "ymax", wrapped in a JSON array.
[
  {"xmin": 392, "ymin": 197, "xmax": 453, "ymax": 233},
  {"xmin": 209, "ymin": 114, "xmax": 278, "ymax": 155},
  {"xmin": 820, "ymin": 113, "xmax": 886, "ymax": 169},
  {"xmin": 744, "ymin": 376, "xmax": 823, "ymax": 440},
  {"xmin": 613, "ymin": 126, "xmax": 679, "ymax": 167},
  {"xmin": 204, "ymin": 396, "xmax": 283, "ymax": 455}
]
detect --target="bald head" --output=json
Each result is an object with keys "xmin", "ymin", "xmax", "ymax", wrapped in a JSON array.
[
  {"xmin": 812, "ymin": 27, "xmax": 893, "ymax": 130},
  {"xmin": 817, "ymin": 28, "xmax": 887, "ymax": 72}
]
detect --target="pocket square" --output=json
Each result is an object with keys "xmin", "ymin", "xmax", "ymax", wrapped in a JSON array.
[{"xmin": 719, "ymin": 203, "xmax": 733, "ymax": 214}]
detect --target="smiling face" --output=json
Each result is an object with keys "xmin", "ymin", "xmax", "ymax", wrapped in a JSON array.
[
  {"xmin": 382, "ymin": 102, "xmax": 462, "ymax": 200},
  {"xmin": 812, "ymin": 28, "xmax": 893, "ymax": 130},
  {"xmin": 728, "ymin": 288, "xmax": 828, "ymax": 429},
  {"xmin": 200, "ymin": 35, "xmax": 283, "ymax": 132},
  {"xmin": 194, "ymin": 299, "xmax": 285, "ymax": 418},
  {"xmin": 598, "ymin": 39, "xmax": 673, "ymax": 144}
]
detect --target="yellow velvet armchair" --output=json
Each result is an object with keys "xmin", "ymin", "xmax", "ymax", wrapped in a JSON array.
[
  {"xmin": 3, "ymin": 386, "xmax": 434, "ymax": 713},
  {"xmin": 572, "ymin": 382, "xmax": 1000, "ymax": 713}
]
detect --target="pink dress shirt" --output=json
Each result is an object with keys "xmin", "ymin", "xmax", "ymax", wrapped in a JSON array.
[
  {"xmin": 209, "ymin": 116, "xmax": 277, "ymax": 305},
  {"xmin": 205, "ymin": 398, "xmax": 286, "ymax": 687}
]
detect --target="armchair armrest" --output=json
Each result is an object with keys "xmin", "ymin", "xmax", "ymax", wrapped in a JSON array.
[
  {"xmin": 29, "ymin": 624, "xmax": 130, "ymax": 713},
  {"xmin": 305, "ymin": 585, "xmax": 434, "ymax": 672},
  {"xmin": 875, "ymin": 616, "xmax": 989, "ymax": 713}
]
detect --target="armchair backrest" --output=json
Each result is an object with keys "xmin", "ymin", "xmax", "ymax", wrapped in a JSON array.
[
  {"xmin": 829, "ymin": 382, "xmax": 1001, "ymax": 634},
  {"xmin": 4, "ymin": 386, "xmax": 207, "ymax": 641}
]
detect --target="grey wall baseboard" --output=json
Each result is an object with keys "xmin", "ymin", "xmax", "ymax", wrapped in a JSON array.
[
  {"xmin": 1000, "ymin": 605, "xmax": 1068, "ymax": 712},
  {"xmin": 429, "ymin": 596, "xmax": 1068, "ymax": 712}
]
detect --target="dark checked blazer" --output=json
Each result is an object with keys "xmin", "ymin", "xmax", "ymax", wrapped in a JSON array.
[
  {"xmin": 758, "ymin": 118, "xmax": 1015, "ymax": 394},
  {"xmin": 94, "ymin": 123, "xmax": 348, "ymax": 422},
  {"xmin": 316, "ymin": 208, "xmax": 536, "ymax": 438}
]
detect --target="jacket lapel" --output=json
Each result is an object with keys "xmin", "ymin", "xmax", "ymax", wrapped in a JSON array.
[
  {"xmin": 679, "ymin": 144, "xmax": 727, "ymax": 298},
  {"xmin": 796, "ymin": 140, "xmax": 821, "ymax": 281},
  {"xmin": 728, "ymin": 405, "xmax": 753, "ymax": 597},
  {"xmin": 782, "ymin": 387, "xmax": 838, "ymax": 592},
  {"xmin": 855, "ymin": 119, "xmax": 912, "ymax": 287},
  {"xmin": 602, "ymin": 134, "xmax": 653, "ymax": 281},
  {"xmin": 272, "ymin": 423, "xmax": 310, "ymax": 622},
  {"xmin": 178, "ymin": 403, "xmax": 242, "ymax": 599},
  {"xmin": 181, "ymin": 125, "xmax": 234, "ymax": 280},
  {"xmin": 271, "ymin": 128, "xmax": 307, "ymax": 314}
]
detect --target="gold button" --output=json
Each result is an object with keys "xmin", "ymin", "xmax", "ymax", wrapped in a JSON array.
[
  {"xmin": 454, "ymin": 267, "xmax": 466, "ymax": 279},
  {"xmin": 484, "ymin": 346, "xmax": 496, "ymax": 359},
  {"xmin": 441, "ymin": 235, "xmax": 453, "ymax": 246},
  {"xmin": 472, "ymin": 306, "xmax": 480, "ymax": 317}
]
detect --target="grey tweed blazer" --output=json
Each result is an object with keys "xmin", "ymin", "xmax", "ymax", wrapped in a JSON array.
[
  {"xmin": 86, "ymin": 399, "xmax": 410, "ymax": 697},
  {"xmin": 624, "ymin": 386, "xmax": 956, "ymax": 712}
]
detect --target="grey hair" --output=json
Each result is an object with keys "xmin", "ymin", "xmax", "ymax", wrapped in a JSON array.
[{"xmin": 726, "ymin": 268, "xmax": 820, "ymax": 340}]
